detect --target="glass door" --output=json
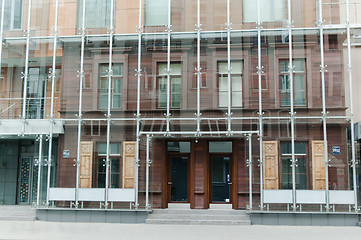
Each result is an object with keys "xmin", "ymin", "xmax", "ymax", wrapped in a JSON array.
[
  {"xmin": 210, "ymin": 155, "xmax": 231, "ymax": 203},
  {"xmin": 169, "ymin": 156, "xmax": 189, "ymax": 202}
]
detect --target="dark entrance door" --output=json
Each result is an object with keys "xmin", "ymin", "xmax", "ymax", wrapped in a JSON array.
[
  {"xmin": 168, "ymin": 156, "xmax": 189, "ymax": 202},
  {"xmin": 210, "ymin": 155, "xmax": 231, "ymax": 203}
]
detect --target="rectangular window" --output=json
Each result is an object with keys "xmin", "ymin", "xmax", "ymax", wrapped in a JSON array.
[
  {"xmin": 281, "ymin": 142, "xmax": 307, "ymax": 190},
  {"xmin": 97, "ymin": 143, "xmax": 121, "ymax": 188},
  {"xmin": 218, "ymin": 61, "xmax": 243, "ymax": 108},
  {"xmin": 99, "ymin": 63, "xmax": 123, "ymax": 109},
  {"xmin": 77, "ymin": 0, "xmax": 112, "ymax": 28},
  {"xmin": 144, "ymin": 0, "xmax": 168, "ymax": 26},
  {"xmin": 280, "ymin": 59, "xmax": 306, "ymax": 107},
  {"xmin": 157, "ymin": 63, "xmax": 181, "ymax": 109},
  {"xmin": 0, "ymin": 0, "xmax": 23, "ymax": 30},
  {"xmin": 243, "ymin": 0, "xmax": 286, "ymax": 23}
]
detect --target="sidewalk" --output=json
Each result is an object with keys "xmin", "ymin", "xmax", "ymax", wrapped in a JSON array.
[{"xmin": 0, "ymin": 221, "xmax": 360, "ymax": 240}]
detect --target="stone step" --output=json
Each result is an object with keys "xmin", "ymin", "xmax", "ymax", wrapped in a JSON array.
[
  {"xmin": 148, "ymin": 213, "xmax": 250, "ymax": 220},
  {"xmin": 146, "ymin": 219, "xmax": 251, "ymax": 225},
  {"xmin": 358, "ymin": 222, "xmax": 361, "ymax": 227},
  {"xmin": 151, "ymin": 209, "xmax": 247, "ymax": 215},
  {"xmin": 0, "ymin": 216, "xmax": 37, "ymax": 221},
  {"xmin": 0, "ymin": 206, "xmax": 36, "ymax": 221}
]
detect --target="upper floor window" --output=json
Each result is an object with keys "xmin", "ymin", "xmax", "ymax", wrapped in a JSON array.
[
  {"xmin": 99, "ymin": 63, "xmax": 123, "ymax": 109},
  {"xmin": 77, "ymin": 0, "xmax": 112, "ymax": 28},
  {"xmin": 144, "ymin": 0, "xmax": 168, "ymax": 26},
  {"xmin": 280, "ymin": 59, "xmax": 306, "ymax": 107},
  {"xmin": 157, "ymin": 63, "xmax": 181, "ymax": 109},
  {"xmin": 0, "ymin": 0, "xmax": 23, "ymax": 30},
  {"xmin": 218, "ymin": 61, "xmax": 243, "ymax": 108},
  {"xmin": 243, "ymin": 0, "xmax": 286, "ymax": 23}
]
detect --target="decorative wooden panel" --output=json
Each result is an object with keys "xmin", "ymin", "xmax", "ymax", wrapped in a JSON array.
[
  {"xmin": 263, "ymin": 141, "xmax": 279, "ymax": 190},
  {"xmin": 79, "ymin": 141, "xmax": 93, "ymax": 188},
  {"xmin": 123, "ymin": 141, "xmax": 136, "ymax": 188},
  {"xmin": 312, "ymin": 140, "xmax": 326, "ymax": 190}
]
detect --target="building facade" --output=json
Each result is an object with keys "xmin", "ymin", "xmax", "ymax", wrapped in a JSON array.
[{"xmin": 0, "ymin": 0, "xmax": 360, "ymax": 215}]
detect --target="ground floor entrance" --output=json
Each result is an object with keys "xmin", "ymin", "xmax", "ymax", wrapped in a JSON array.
[
  {"xmin": 0, "ymin": 139, "xmax": 57, "ymax": 205},
  {"xmin": 153, "ymin": 138, "xmax": 245, "ymax": 210}
]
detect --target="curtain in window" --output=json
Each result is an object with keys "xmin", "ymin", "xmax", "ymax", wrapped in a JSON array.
[
  {"xmin": 145, "ymin": 0, "xmax": 168, "ymax": 26},
  {"xmin": 77, "ymin": 0, "xmax": 111, "ymax": 28},
  {"xmin": 0, "ymin": 0, "xmax": 23, "ymax": 30},
  {"xmin": 243, "ymin": 0, "xmax": 286, "ymax": 23}
]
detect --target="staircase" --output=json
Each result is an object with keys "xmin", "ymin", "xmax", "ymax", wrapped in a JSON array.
[
  {"xmin": 0, "ymin": 205, "xmax": 37, "ymax": 221},
  {"xmin": 146, "ymin": 205, "xmax": 251, "ymax": 225}
]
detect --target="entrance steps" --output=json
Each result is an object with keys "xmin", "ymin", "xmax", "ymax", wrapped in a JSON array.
[
  {"xmin": 0, "ymin": 205, "xmax": 37, "ymax": 221},
  {"xmin": 146, "ymin": 207, "xmax": 251, "ymax": 225}
]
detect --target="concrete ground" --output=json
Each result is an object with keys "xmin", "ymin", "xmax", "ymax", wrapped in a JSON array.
[{"xmin": 0, "ymin": 221, "xmax": 360, "ymax": 240}]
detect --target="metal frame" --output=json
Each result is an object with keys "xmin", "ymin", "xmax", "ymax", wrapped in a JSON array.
[{"xmin": 0, "ymin": 0, "xmax": 358, "ymax": 212}]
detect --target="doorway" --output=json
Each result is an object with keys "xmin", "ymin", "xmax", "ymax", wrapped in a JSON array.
[
  {"xmin": 168, "ymin": 156, "xmax": 189, "ymax": 202},
  {"xmin": 210, "ymin": 155, "xmax": 232, "ymax": 203}
]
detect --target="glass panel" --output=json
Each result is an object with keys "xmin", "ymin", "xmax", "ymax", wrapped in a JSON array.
[
  {"xmin": 170, "ymin": 157, "xmax": 188, "ymax": 202},
  {"xmin": 114, "ymin": 0, "xmax": 139, "ymax": 34},
  {"xmin": 58, "ymin": 0, "xmax": 79, "ymax": 36},
  {"xmin": 77, "ymin": 0, "xmax": 112, "ymax": 33},
  {"xmin": 209, "ymin": 141, "xmax": 232, "ymax": 153},
  {"xmin": 0, "ymin": 0, "xmax": 24, "ymax": 38},
  {"xmin": 145, "ymin": 0, "xmax": 168, "ymax": 27},
  {"xmin": 167, "ymin": 142, "xmax": 190, "ymax": 153},
  {"xmin": 212, "ymin": 156, "xmax": 230, "ymax": 202}
]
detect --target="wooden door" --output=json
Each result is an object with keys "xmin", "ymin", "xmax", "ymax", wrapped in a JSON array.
[
  {"xmin": 312, "ymin": 140, "xmax": 326, "ymax": 190},
  {"xmin": 79, "ymin": 141, "xmax": 93, "ymax": 188},
  {"xmin": 122, "ymin": 141, "xmax": 136, "ymax": 188},
  {"xmin": 263, "ymin": 141, "xmax": 279, "ymax": 190}
]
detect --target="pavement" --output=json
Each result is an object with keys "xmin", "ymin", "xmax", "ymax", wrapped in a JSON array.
[{"xmin": 0, "ymin": 221, "xmax": 360, "ymax": 240}]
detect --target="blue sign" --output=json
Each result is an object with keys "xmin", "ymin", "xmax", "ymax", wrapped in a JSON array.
[{"xmin": 332, "ymin": 146, "xmax": 340, "ymax": 155}]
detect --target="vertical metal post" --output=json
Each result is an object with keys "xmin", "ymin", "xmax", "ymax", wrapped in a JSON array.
[
  {"xmin": 75, "ymin": 0, "xmax": 87, "ymax": 208},
  {"xmin": 135, "ymin": 0, "xmax": 143, "ymax": 209},
  {"xmin": 46, "ymin": 0, "xmax": 59, "ymax": 206},
  {"xmin": 0, "ymin": 0, "xmax": 5, "ymax": 79},
  {"xmin": 22, "ymin": 0, "xmax": 33, "ymax": 126},
  {"xmin": 248, "ymin": 134, "xmax": 253, "ymax": 210},
  {"xmin": 226, "ymin": 0, "xmax": 232, "ymax": 134},
  {"xmin": 166, "ymin": 0, "xmax": 171, "ymax": 134},
  {"xmin": 256, "ymin": 0, "xmax": 264, "ymax": 211},
  {"xmin": 196, "ymin": 0, "xmax": 201, "ymax": 135},
  {"xmin": 287, "ymin": 0, "xmax": 296, "ymax": 211},
  {"xmin": 105, "ymin": 0, "xmax": 115, "ymax": 210},
  {"xmin": 145, "ymin": 134, "xmax": 150, "ymax": 208},
  {"xmin": 345, "ymin": 0, "xmax": 358, "ymax": 211},
  {"xmin": 318, "ymin": 0, "xmax": 330, "ymax": 211},
  {"xmin": 36, "ymin": 135, "xmax": 43, "ymax": 206}
]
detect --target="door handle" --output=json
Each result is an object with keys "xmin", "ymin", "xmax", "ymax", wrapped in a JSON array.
[
  {"xmin": 228, "ymin": 182, "xmax": 232, "ymax": 185},
  {"xmin": 168, "ymin": 182, "xmax": 172, "ymax": 185}
]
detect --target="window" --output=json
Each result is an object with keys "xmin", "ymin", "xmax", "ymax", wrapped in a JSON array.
[
  {"xmin": 97, "ymin": 143, "xmax": 121, "ymax": 188},
  {"xmin": 144, "ymin": 0, "xmax": 168, "ymax": 26},
  {"xmin": 157, "ymin": 63, "xmax": 181, "ymax": 108},
  {"xmin": 280, "ymin": 59, "xmax": 306, "ymax": 107},
  {"xmin": 218, "ymin": 61, "xmax": 242, "ymax": 108},
  {"xmin": 99, "ymin": 63, "xmax": 123, "ymax": 109},
  {"xmin": 243, "ymin": 0, "xmax": 286, "ymax": 23},
  {"xmin": 77, "ymin": 0, "xmax": 112, "ymax": 28},
  {"xmin": 281, "ymin": 142, "xmax": 307, "ymax": 190},
  {"xmin": 0, "ymin": 0, "xmax": 23, "ymax": 30}
]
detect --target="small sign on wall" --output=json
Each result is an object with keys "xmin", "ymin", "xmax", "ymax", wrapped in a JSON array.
[
  {"xmin": 62, "ymin": 150, "xmax": 70, "ymax": 158},
  {"xmin": 332, "ymin": 146, "xmax": 340, "ymax": 155}
]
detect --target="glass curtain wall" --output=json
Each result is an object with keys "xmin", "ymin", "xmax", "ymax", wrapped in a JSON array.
[{"xmin": 0, "ymin": 0, "xmax": 358, "ymax": 211}]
